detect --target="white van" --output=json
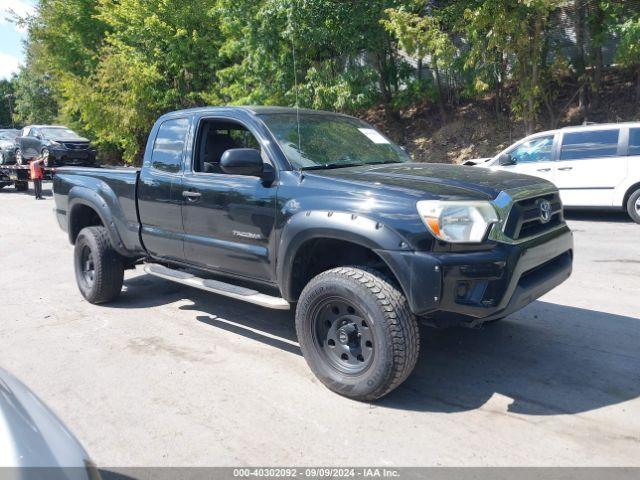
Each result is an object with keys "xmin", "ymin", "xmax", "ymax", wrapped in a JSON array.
[{"xmin": 472, "ymin": 123, "xmax": 640, "ymax": 223}]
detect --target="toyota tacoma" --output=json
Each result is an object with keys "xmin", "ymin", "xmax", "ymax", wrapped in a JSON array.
[{"xmin": 53, "ymin": 107, "xmax": 573, "ymax": 400}]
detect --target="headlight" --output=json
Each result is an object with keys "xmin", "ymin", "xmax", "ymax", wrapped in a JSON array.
[{"xmin": 417, "ymin": 200, "xmax": 499, "ymax": 243}]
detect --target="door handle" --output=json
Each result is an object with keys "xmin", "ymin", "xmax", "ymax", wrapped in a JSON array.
[
  {"xmin": 183, "ymin": 190, "xmax": 202, "ymax": 200},
  {"xmin": 537, "ymin": 168, "xmax": 551, "ymax": 172},
  {"xmin": 558, "ymin": 167, "xmax": 573, "ymax": 171}
]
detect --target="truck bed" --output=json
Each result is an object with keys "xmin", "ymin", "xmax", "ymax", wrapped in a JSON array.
[{"xmin": 53, "ymin": 166, "xmax": 144, "ymax": 257}]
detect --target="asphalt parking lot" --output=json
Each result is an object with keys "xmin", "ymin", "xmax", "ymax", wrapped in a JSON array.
[{"xmin": 1, "ymin": 182, "xmax": 639, "ymax": 467}]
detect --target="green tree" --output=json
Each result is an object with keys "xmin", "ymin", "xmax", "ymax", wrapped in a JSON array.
[
  {"xmin": 463, "ymin": 0, "xmax": 560, "ymax": 133},
  {"xmin": 616, "ymin": 16, "xmax": 640, "ymax": 108},
  {"xmin": 0, "ymin": 79, "xmax": 16, "ymax": 128},
  {"xmin": 215, "ymin": 0, "xmax": 407, "ymax": 112},
  {"xmin": 382, "ymin": 6, "xmax": 456, "ymax": 123},
  {"xmin": 12, "ymin": 43, "xmax": 59, "ymax": 125}
]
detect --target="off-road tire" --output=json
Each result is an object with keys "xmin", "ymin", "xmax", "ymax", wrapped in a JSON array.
[
  {"xmin": 626, "ymin": 188, "xmax": 640, "ymax": 224},
  {"xmin": 74, "ymin": 226, "xmax": 124, "ymax": 304},
  {"xmin": 15, "ymin": 181, "xmax": 28, "ymax": 192},
  {"xmin": 295, "ymin": 266, "xmax": 420, "ymax": 401}
]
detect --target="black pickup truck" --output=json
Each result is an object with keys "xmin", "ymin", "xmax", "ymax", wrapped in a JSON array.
[{"xmin": 53, "ymin": 106, "xmax": 573, "ymax": 400}]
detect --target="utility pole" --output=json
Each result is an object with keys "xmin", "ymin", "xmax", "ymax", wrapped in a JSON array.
[{"xmin": 4, "ymin": 94, "xmax": 15, "ymax": 128}]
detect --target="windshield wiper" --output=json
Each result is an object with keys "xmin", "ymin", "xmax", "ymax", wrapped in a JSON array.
[{"xmin": 300, "ymin": 162, "xmax": 364, "ymax": 171}]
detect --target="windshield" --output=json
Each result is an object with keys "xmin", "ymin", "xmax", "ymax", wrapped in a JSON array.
[
  {"xmin": 40, "ymin": 127, "xmax": 81, "ymax": 140},
  {"xmin": 0, "ymin": 130, "xmax": 19, "ymax": 141},
  {"xmin": 259, "ymin": 113, "xmax": 410, "ymax": 169}
]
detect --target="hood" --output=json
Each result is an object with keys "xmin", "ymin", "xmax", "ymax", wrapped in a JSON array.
[{"xmin": 304, "ymin": 162, "xmax": 550, "ymax": 201}]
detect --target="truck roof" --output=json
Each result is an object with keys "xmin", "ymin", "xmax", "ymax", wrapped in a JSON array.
[{"xmin": 158, "ymin": 105, "xmax": 352, "ymax": 120}]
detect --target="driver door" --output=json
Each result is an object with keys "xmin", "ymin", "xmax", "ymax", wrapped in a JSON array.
[
  {"xmin": 491, "ymin": 134, "xmax": 558, "ymax": 184},
  {"xmin": 180, "ymin": 117, "xmax": 278, "ymax": 282}
]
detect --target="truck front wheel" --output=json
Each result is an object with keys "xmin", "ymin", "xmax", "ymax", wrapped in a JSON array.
[
  {"xmin": 15, "ymin": 181, "xmax": 28, "ymax": 192},
  {"xmin": 74, "ymin": 226, "xmax": 124, "ymax": 304},
  {"xmin": 295, "ymin": 266, "xmax": 420, "ymax": 401}
]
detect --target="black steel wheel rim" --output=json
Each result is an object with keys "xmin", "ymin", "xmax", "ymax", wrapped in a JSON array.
[
  {"xmin": 312, "ymin": 297, "xmax": 374, "ymax": 374},
  {"xmin": 80, "ymin": 245, "xmax": 95, "ymax": 287}
]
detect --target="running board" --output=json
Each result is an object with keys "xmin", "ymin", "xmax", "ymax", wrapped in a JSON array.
[{"xmin": 143, "ymin": 263, "xmax": 290, "ymax": 310}]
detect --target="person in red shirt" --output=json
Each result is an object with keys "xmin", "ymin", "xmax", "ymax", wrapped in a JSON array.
[{"xmin": 29, "ymin": 156, "xmax": 44, "ymax": 200}]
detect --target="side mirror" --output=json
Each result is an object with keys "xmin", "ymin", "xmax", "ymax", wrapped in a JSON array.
[
  {"xmin": 220, "ymin": 148, "xmax": 264, "ymax": 177},
  {"xmin": 498, "ymin": 153, "xmax": 516, "ymax": 166}
]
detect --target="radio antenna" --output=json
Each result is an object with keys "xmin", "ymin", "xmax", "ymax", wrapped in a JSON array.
[{"xmin": 289, "ymin": 3, "xmax": 302, "ymax": 160}]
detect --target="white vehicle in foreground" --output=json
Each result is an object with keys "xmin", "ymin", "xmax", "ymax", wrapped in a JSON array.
[{"xmin": 468, "ymin": 123, "xmax": 640, "ymax": 223}]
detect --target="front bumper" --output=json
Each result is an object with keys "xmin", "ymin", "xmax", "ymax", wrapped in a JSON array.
[
  {"xmin": 376, "ymin": 226, "xmax": 573, "ymax": 326},
  {"xmin": 50, "ymin": 148, "xmax": 96, "ymax": 166}
]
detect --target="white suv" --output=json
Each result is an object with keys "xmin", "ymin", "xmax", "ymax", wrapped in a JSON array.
[{"xmin": 472, "ymin": 123, "xmax": 640, "ymax": 223}]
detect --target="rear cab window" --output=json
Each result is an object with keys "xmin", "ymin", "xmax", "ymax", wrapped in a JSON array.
[
  {"xmin": 151, "ymin": 118, "xmax": 190, "ymax": 173},
  {"xmin": 560, "ymin": 129, "xmax": 620, "ymax": 160}
]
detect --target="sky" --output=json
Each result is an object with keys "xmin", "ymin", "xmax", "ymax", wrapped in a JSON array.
[{"xmin": 0, "ymin": 0, "xmax": 36, "ymax": 80}]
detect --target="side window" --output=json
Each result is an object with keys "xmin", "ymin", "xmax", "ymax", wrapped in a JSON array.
[
  {"xmin": 509, "ymin": 135, "xmax": 554, "ymax": 164},
  {"xmin": 29, "ymin": 129, "xmax": 38, "ymax": 138},
  {"xmin": 629, "ymin": 128, "xmax": 640, "ymax": 156},
  {"xmin": 151, "ymin": 118, "xmax": 189, "ymax": 173},
  {"xmin": 21, "ymin": 127, "xmax": 30, "ymax": 137},
  {"xmin": 560, "ymin": 129, "xmax": 619, "ymax": 160},
  {"xmin": 194, "ymin": 119, "xmax": 261, "ymax": 174}
]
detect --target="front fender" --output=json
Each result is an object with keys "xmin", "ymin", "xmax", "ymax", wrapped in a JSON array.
[{"xmin": 277, "ymin": 210, "xmax": 412, "ymax": 301}]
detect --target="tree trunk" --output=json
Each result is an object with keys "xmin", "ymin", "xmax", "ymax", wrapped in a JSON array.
[
  {"xmin": 433, "ymin": 59, "xmax": 447, "ymax": 124},
  {"xmin": 575, "ymin": 0, "xmax": 588, "ymax": 121},
  {"xmin": 495, "ymin": 52, "xmax": 507, "ymax": 121},
  {"xmin": 525, "ymin": 16, "xmax": 543, "ymax": 135},
  {"xmin": 636, "ymin": 66, "xmax": 640, "ymax": 110}
]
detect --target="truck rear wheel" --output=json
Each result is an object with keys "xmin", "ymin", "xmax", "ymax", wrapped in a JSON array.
[
  {"xmin": 295, "ymin": 266, "xmax": 420, "ymax": 401},
  {"xmin": 74, "ymin": 226, "xmax": 124, "ymax": 304},
  {"xmin": 626, "ymin": 188, "xmax": 640, "ymax": 224},
  {"xmin": 15, "ymin": 181, "xmax": 28, "ymax": 192}
]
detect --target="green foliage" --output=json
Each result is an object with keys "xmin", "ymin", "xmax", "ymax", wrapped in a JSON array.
[
  {"xmin": 616, "ymin": 17, "xmax": 640, "ymax": 66},
  {"xmin": 12, "ymin": 43, "xmax": 59, "ymax": 125},
  {"xmin": 0, "ymin": 79, "xmax": 16, "ymax": 128},
  {"xmin": 9, "ymin": 0, "xmax": 640, "ymax": 162}
]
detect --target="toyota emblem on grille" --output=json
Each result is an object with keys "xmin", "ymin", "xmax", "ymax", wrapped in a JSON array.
[{"xmin": 537, "ymin": 199, "xmax": 552, "ymax": 223}]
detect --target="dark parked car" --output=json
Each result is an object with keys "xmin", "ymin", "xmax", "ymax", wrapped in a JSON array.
[
  {"xmin": 0, "ymin": 129, "xmax": 20, "ymax": 165},
  {"xmin": 53, "ymin": 106, "xmax": 573, "ymax": 401},
  {"xmin": 16, "ymin": 125, "xmax": 96, "ymax": 167}
]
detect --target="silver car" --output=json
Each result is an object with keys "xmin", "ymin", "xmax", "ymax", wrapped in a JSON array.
[{"xmin": 0, "ymin": 367, "xmax": 100, "ymax": 478}]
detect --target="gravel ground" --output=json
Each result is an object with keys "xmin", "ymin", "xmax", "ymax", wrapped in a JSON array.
[{"xmin": 1, "ymin": 182, "xmax": 639, "ymax": 467}]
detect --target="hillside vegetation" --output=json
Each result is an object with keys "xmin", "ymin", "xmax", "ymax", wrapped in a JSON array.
[
  {"xmin": 365, "ymin": 66, "xmax": 640, "ymax": 164},
  {"xmin": 1, "ymin": 0, "xmax": 639, "ymax": 165}
]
